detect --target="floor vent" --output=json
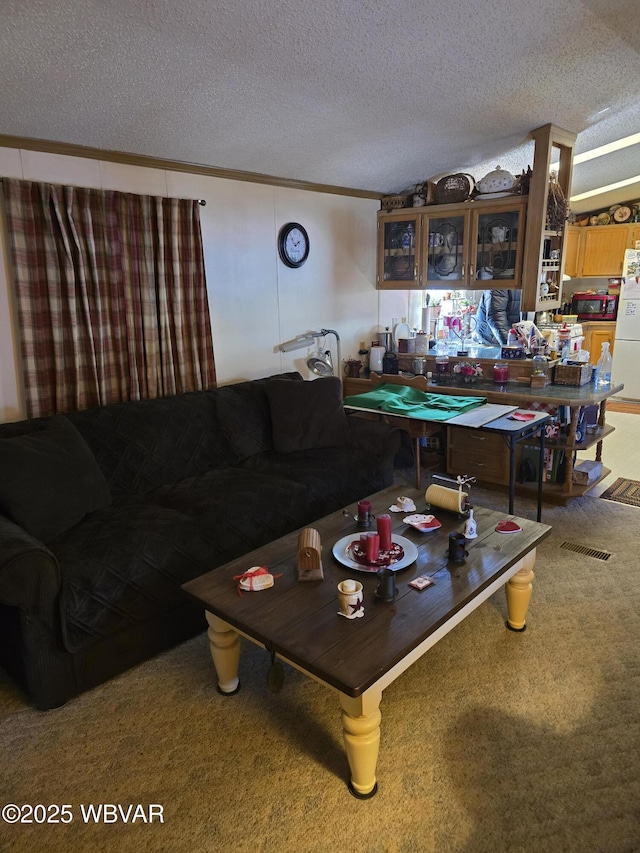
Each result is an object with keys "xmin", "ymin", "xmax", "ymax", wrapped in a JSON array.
[{"xmin": 560, "ymin": 541, "xmax": 612, "ymax": 561}]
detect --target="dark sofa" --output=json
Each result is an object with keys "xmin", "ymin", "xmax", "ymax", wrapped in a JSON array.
[{"xmin": 0, "ymin": 373, "xmax": 401, "ymax": 709}]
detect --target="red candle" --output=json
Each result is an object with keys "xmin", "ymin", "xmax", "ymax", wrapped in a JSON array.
[
  {"xmin": 365, "ymin": 532, "xmax": 380, "ymax": 563},
  {"xmin": 377, "ymin": 514, "xmax": 392, "ymax": 551}
]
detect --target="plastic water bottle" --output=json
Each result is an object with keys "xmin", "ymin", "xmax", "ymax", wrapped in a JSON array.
[
  {"xmin": 435, "ymin": 335, "xmax": 449, "ymax": 383},
  {"xmin": 595, "ymin": 342, "xmax": 612, "ymax": 388}
]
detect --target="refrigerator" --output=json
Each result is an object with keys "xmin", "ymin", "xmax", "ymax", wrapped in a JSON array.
[{"xmin": 613, "ymin": 248, "xmax": 640, "ymax": 400}]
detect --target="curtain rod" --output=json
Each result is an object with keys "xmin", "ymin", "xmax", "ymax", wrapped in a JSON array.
[{"xmin": 0, "ymin": 177, "xmax": 206, "ymax": 206}]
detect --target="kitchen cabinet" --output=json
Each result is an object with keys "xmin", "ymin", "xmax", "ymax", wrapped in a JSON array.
[
  {"xmin": 377, "ymin": 123, "xmax": 576, "ymax": 307},
  {"xmin": 582, "ymin": 226, "xmax": 628, "ymax": 276},
  {"xmin": 377, "ymin": 197, "xmax": 527, "ymax": 290},
  {"xmin": 563, "ymin": 226, "xmax": 581, "ymax": 278},
  {"xmin": 564, "ymin": 223, "xmax": 639, "ymax": 278},
  {"xmin": 377, "ymin": 211, "xmax": 422, "ymax": 288},
  {"xmin": 582, "ymin": 321, "xmax": 616, "ymax": 360}
]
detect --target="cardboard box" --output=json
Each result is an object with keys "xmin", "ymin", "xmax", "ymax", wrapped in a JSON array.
[{"xmin": 571, "ymin": 460, "xmax": 603, "ymax": 485}]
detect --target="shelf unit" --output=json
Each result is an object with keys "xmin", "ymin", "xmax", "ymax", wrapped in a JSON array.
[
  {"xmin": 521, "ymin": 124, "xmax": 577, "ymax": 313},
  {"xmin": 514, "ymin": 408, "xmax": 615, "ymax": 503}
]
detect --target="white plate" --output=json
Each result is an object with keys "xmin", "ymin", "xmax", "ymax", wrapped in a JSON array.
[
  {"xmin": 475, "ymin": 190, "xmax": 518, "ymax": 199},
  {"xmin": 332, "ymin": 534, "xmax": 418, "ymax": 573},
  {"xmin": 403, "ymin": 514, "xmax": 442, "ymax": 533}
]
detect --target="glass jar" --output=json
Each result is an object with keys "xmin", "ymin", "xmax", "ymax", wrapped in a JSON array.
[
  {"xmin": 493, "ymin": 362, "xmax": 509, "ymax": 384},
  {"xmin": 531, "ymin": 355, "xmax": 547, "ymax": 376},
  {"xmin": 414, "ymin": 332, "xmax": 429, "ymax": 354}
]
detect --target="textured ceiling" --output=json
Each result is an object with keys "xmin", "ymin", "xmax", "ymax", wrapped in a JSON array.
[{"xmin": 2, "ymin": 0, "xmax": 640, "ymax": 213}]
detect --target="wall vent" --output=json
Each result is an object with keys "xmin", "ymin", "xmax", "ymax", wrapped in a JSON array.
[{"xmin": 560, "ymin": 541, "xmax": 612, "ymax": 561}]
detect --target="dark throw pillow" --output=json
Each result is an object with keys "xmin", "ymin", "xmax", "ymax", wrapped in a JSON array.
[
  {"xmin": 265, "ymin": 376, "xmax": 352, "ymax": 454},
  {"xmin": 0, "ymin": 415, "xmax": 111, "ymax": 543}
]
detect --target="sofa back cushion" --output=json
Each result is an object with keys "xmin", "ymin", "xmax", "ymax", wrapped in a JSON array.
[
  {"xmin": 214, "ymin": 372, "xmax": 303, "ymax": 460},
  {"xmin": 265, "ymin": 376, "xmax": 352, "ymax": 453},
  {"xmin": 65, "ymin": 391, "xmax": 236, "ymax": 497},
  {"xmin": 0, "ymin": 416, "xmax": 111, "ymax": 542}
]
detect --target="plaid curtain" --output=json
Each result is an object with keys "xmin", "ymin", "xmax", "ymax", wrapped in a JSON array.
[{"xmin": 2, "ymin": 178, "xmax": 216, "ymax": 418}]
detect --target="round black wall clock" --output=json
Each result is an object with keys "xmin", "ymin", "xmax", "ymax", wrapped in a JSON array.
[{"xmin": 278, "ymin": 222, "xmax": 310, "ymax": 268}]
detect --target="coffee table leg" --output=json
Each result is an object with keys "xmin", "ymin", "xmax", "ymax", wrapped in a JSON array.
[
  {"xmin": 505, "ymin": 549, "xmax": 536, "ymax": 632},
  {"xmin": 206, "ymin": 612, "xmax": 241, "ymax": 695},
  {"xmin": 339, "ymin": 688, "xmax": 382, "ymax": 798}
]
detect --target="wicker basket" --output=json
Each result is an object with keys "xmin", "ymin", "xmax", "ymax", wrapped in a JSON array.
[
  {"xmin": 434, "ymin": 173, "xmax": 475, "ymax": 204},
  {"xmin": 380, "ymin": 195, "xmax": 410, "ymax": 211},
  {"xmin": 553, "ymin": 363, "xmax": 592, "ymax": 386}
]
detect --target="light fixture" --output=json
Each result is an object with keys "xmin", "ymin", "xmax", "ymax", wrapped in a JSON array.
[
  {"xmin": 278, "ymin": 328, "xmax": 342, "ymax": 379},
  {"xmin": 570, "ymin": 174, "xmax": 640, "ymax": 203}
]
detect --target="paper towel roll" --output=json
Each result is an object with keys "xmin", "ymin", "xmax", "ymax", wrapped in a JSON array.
[{"xmin": 425, "ymin": 484, "xmax": 468, "ymax": 514}]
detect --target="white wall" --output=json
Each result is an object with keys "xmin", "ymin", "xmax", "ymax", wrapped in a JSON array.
[{"xmin": 0, "ymin": 145, "xmax": 417, "ymax": 422}]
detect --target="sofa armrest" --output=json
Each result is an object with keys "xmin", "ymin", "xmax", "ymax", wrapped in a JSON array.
[
  {"xmin": 347, "ymin": 414, "xmax": 403, "ymax": 459},
  {"xmin": 0, "ymin": 515, "xmax": 61, "ymax": 620}
]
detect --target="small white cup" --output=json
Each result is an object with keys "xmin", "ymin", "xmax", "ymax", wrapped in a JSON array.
[{"xmin": 337, "ymin": 579, "xmax": 364, "ymax": 619}]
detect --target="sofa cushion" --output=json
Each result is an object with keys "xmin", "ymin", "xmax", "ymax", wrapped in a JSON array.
[
  {"xmin": 50, "ymin": 505, "xmax": 213, "ymax": 653},
  {"xmin": 241, "ymin": 447, "xmax": 388, "ymax": 518},
  {"xmin": 214, "ymin": 372, "xmax": 302, "ymax": 460},
  {"xmin": 50, "ymin": 468, "xmax": 311, "ymax": 653},
  {"xmin": 143, "ymin": 466, "xmax": 311, "ymax": 562},
  {"xmin": 265, "ymin": 376, "xmax": 352, "ymax": 454},
  {"xmin": 0, "ymin": 416, "xmax": 111, "ymax": 543},
  {"xmin": 65, "ymin": 391, "xmax": 236, "ymax": 496}
]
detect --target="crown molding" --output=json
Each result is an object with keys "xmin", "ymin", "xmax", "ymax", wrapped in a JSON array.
[{"xmin": 0, "ymin": 135, "xmax": 383, "ymax": 200}]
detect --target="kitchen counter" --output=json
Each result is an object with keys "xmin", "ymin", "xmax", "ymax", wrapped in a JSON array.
[
  {"xmin": 344, "ymin": 374, "xmax": 622, "ymax": 407},
  {"xmin": 409, "ymin": 377, "xmax": 624, "ymax": 407},
  {"xmin": 344, "ymin": 374, "xmax": 624, "ymax": 504}
]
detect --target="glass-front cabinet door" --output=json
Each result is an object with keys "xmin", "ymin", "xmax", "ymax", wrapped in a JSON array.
[
  {"xmin": 377, "ymin": 212, "xmax": 422, "ymax": 288},
  {"xmin": 376, "ymin": 198, "xmax": 527, "ymax": 290},
  {"xmin": 423, "ymin": 211, "xmax": 470, "ymax": 286},
  {"xmin": 470, "ymin": 200, "xmax": 526, "ymax": 288}
]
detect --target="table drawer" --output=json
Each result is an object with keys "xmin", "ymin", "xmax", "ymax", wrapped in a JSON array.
[
  {"xmin": 447, "ymin": 426, "xmax": 504, "ymax": 453},
  {"xmin": 447, "ymin": 427, "xmax": 509, "ymax": 485}
]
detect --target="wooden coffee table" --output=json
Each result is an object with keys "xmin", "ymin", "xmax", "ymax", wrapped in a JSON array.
[{"xmin": 182, "ymin": 485, "xmax": 551, "ymax": 797}]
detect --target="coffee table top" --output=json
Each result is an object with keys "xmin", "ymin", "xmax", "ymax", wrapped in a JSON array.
[{"xmin": 183, "ymin": 486, "xmax": 551, "ymax": 697}]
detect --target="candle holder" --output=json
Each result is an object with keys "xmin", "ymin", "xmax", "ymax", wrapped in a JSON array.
[
  {"xmin": 357, "ymin": 499, "xmax": 372, "ymax": 529},
  {"xmin": 337, "ymin": 579, "xmax": 364, "ymax": 619},
  {"xmin": 375, "ymin": 568, "xmax": 397, "ymax": 602}
]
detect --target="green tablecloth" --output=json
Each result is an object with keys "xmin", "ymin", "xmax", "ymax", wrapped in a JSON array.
[{"xmin": 343, "ymin": 383, "xmax": 486, "ymax": 421}]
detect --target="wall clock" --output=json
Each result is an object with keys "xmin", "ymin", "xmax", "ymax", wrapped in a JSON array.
[{"xmin": 278, "ymin": 222, "xmax": 310, "ymax": 268}]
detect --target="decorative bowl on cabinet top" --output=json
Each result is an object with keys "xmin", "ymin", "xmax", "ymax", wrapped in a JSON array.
[{"xmin": 476, "ymin": 166, "xmax": 517, "ymax": 194}]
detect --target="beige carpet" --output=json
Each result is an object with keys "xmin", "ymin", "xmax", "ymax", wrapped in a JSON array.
[{"xmin": 1, "ymin": 488, "xmax": 640, "ymax": 853}]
